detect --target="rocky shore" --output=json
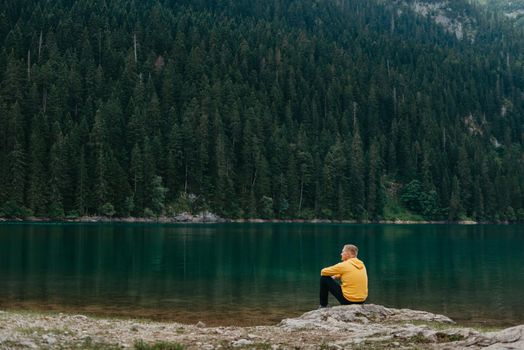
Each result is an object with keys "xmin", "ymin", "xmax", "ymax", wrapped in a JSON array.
[
  {"xmin": 1, "ymin": 305, "xmax": 522, "ymax": 349},
  {"xmin": 0, "ymin": 213, "xmax": 493, "ymax": 225}
]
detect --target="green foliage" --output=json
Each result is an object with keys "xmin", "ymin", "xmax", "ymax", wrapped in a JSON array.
[
  {"xmin": 170, "ymin": 192, "xmax": 203, "ymax": 215},
  {"xmin": 383, "ymin": 197, "xmax": 425, "ymax": 222},
  {"xmin": 0, "ymin": 0, "xmax": 522, "ymax": 221},
  {"xmin": 65, "ymin": 211, "xmax": 80, "ymax": 219},
  {"xmin": 171, "ymin": 193, "xmax": 191, "ymax": 214},
  {"xmin": 143, "ymin": 208, "xmax": 155, "ymax": 218},
  {"xmin": 99, "ymin": 203, "xmax": 116, "ymax": 217},
  {"xmin": 517, "ymin": 208, "xmax": 524, "ymax": 222},
  {"xmin": 321, "ymin": 208, "xmax": 334, "ymax": 220},
  {"xmin": 400, "ymin": 180, "xmax": 440, "ymax": 219},
  {"xmin": 134, "ymin": 340, "xmax": 184, "ymax": 350},
  {"xmin": 77, "ymin": 337, "xmax": 121, "ymax": 350},
  {"xmin": 260, "ymin": 196, "xmax": 274, "ymax": 219},
  {"xmin": 150, "ymin": 176, "xmax": 168, "ymax": 215},
  {"xmin": 298, "ymin": 208, "xmax": 315, "ymax": 220},
  {"xmin": 1, "ymin": 201, "xmax": 33, "ymax": 218},
  {"xmin": 123, "ymin": 196, "xmax": 135, "ymax": 217},
  {"xmin": 48, "ymin": 202, "xmax": 65, "ymax": 219},
  {"xmin": 448, "ymin": 177, "xmax": 463, "ymax": 221},
  {"xmin": 505, "ymin": 206, "xmax": 516, "ymax": 222}
]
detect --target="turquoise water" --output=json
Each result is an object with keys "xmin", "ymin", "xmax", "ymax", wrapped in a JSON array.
[{"xmin": 0, "ymin": 223, "xmax": 522, "ymax": 326}]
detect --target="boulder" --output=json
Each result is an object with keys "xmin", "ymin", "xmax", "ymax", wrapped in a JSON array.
[
  {"xmin": 231, "ymin": 339, "xmax": 253, "ymax": 347},
  {"xmin": 42, "ymin": 334, "xmax": 57, "ymax": 345},
  {"xmin": 279, "ymin": 304, "xmax": 454, "ymax": 331},
  {"xmin": 173, "ymin": 212, "xmax": 193, "ymax": 222},
  {"xmin": 199, "ymin": 211, "xmax": 226, "ymax": 223}
]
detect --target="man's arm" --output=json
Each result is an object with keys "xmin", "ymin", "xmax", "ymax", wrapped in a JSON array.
[{"xmin": 320, "ymin": 262, "xmax": 344, "ymax": 276}]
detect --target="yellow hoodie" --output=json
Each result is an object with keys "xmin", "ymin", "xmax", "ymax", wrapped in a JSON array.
[{"xmin": 320, "ymin": 257, "xmax": 368, "ymax": 302}]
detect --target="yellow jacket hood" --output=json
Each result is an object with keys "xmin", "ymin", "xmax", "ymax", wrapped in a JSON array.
[{"xmin": 349, "ymin": 258, "xmax": 364, "ymax": 269}]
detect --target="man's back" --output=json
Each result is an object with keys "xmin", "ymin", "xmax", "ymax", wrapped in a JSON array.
[{"xmin": 321, "ymin": 257, "xmax": 368, "ymax": 302}]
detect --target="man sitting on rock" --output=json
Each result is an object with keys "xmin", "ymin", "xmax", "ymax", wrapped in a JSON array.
[{"xmin": 319, "ymin": 244, "xmax": 368, "ymax": 308}]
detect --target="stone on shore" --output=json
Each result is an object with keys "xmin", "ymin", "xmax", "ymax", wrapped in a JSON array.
[
  {"xmin": 173, "ymin": 211, "xmax": 226, "ymax": 223},
  {"xmin": 0, "ymin": 305, "xmax": 522, "ymax": 349}
]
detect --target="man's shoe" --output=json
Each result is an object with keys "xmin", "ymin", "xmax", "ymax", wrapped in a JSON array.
[{"xmin": 318, "ymin": 305, "xmax": 330, "ymax": 309}]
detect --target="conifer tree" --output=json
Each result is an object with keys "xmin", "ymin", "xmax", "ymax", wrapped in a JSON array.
[
  {"xmin": 349, "ymin": 129, "xmax": 365, "ymax": 219},
  {"xmin": 76, "ymin": 147, "xmax": 88, "ymax": 215},
  {"xmin": 449, "ymin": 176, "xmax": 462, "ymax": 221},
  {"xmin": 28, "ymin": 114, "xmax": 48, "ymax": 215},
  {"xmin": 366, "ymin": 139, "xmax": 381, "ymax": 220}
]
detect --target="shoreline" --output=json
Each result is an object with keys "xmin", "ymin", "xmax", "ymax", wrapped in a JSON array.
[
  {"xmin": 2, "ymin": 302, "xmax": 518, "ymax": 330},
  {"xmin": 1, "ymin": 301, "xmax": 520, "ymax": 329},
  {"xmin": 0, "ymin": 215, "xmax": 516, "ymax": 225},
  {"xmin": 1, "ymin": 304, "xmax": 522, "ymax": 349}
]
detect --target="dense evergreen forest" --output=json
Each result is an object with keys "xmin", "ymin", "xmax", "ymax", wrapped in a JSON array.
[
  {"xmin": 0, "ymin": 0, "xmax": 523, "ymax": 222},
  {"xmin": 476, "ymin": 0, "xmax": 524, "ymax": 27},
  {"xmin": 478, "ymin": 0, "xmax": 524, "ymax": 13}
]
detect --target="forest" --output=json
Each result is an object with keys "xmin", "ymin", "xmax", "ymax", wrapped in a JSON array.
[{"xmin": 0, "ymin": 0, "xmax": 523, "ymax": 222}]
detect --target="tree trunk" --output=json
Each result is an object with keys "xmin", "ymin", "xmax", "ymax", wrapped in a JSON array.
[
  {"xmin": 298, "ymin": 178, "xmax": 304, "ymax": 215},
  {"xmin": 27, "ymin": 50, "xmax": 31, "ymax": 81},
  {"xmin": 38, "ymin": 31, "xmax": 42, "ymax": 61}
]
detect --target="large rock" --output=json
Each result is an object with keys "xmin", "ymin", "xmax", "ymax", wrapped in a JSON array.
[
  {"xmin": 173, "ymin": 212, "xmax": 193, "ymax": 222},
  {"xmin": 459, "ymin": 325, "xmax": 524, "ymax": 349},
  {"xmin": 279, "ymin": 304, "xmax": 454, "ymax": 331},
  {"xmin": 279, "ymin": 304, "xmax": 524, "ymax": 349},
  {"xmin": 173, "ymin": 211, "xmax": 225, "ymax": 223},
  {"xmin": 197, "ymin": 211, "xmax": 226, "ymax": 223},
  {"xmin": 279, "ymin": 304, "xmax": 466, "ymax": 348}
]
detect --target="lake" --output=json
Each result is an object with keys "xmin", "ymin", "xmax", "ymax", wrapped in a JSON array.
[{"xmin": 0, "ymin": 223, "xmax": 522, "ymax": 326}]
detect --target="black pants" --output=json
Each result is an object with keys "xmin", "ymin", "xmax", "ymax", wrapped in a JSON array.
[{"xmin": 319, "ymin": 276, "xmax": 365, "ymax": 307}]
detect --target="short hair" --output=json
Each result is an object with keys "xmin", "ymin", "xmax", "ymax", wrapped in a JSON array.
[{"xmin": 343, "ymin": 244, "xmax": 358, "ymax": 256}]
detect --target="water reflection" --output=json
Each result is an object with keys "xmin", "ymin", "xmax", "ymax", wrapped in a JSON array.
[{"xmin": 0, "ymin": 223, "xmax": 522, "ymax": 326}]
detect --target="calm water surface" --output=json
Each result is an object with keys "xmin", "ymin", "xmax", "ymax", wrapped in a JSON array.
[{"xmin": 0, "ymin": 223, "xmax": 522, "ymax": 326}]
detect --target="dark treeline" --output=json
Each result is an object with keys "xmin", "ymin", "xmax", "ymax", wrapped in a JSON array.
[{"xmin": 0, "ymin": 0, "xmax": 523, "ymax": 221}]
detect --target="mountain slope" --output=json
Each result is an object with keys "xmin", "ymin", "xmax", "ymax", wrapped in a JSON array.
[
  {"xmin": 0, "ymin": 0, "xmax": 522, "ymax": 221},
  {"xmin": 473, "ymin": 0, "xmax": 524, "ymax": 26}
]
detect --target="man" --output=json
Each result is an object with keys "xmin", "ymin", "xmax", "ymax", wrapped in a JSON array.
[{"xmin": 319, "ymin": 244, "xmax": 368, "ymax": 307}]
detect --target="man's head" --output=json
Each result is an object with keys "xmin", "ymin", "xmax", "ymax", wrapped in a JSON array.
[{"xmin": 340, "ymin": 244, "xmax": 358, "ymax": 261}]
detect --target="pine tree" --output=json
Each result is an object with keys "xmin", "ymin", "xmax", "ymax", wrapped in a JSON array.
[
  {"xmin": 91, "ymin": 108, "xmax": 110, "ymax": 212},
  {"xmin": 6, "ymin": 102, "xmax": 27, "ymax": 211},
  {"xmin": 322, "ymin": 139, "xmax": 346, "ymax": 219},
  {"xmin": 296, "ymin": 147, "xmax": 313, "ymax": 217},
  {"xmin": 449, "ymin": 176, "xmax": 462, "ymax": 221},
  {"xmin": 150, "ymin": 175, "xmax": 168, "ymax": 215},
  {"xmin": 214, "ymin": 119, "xmax": 236, "ymax": 215},
  {"xmin": 130, "ymin": 143, "xmax": 144, "ymax": 213},
  {"xmin": 142, "ymin": 137, "xmax": 156, "ymax": 213},
  {"xmin": 76, "ymin": 147, "xmax": 88, "ymax": 215},
  {"xmin": 48, "ymin": 129, "xmax": 66, "ymax": 218},
  {"xmin": 349, "ymin": 129, "xmax": 365, "ymax": 220},
  {"xmin": 366, "ymin": 139, "xmax": 380, "ymax": 220},
  {"xmin": 8, "ymin": 140, "xmax": 26, "ymax": 208},
  {"xmin": 286, "ymin": 152, "xmax": 300, "ymax": 217},
  {"xmin": 457, "ymin": 143, "xmax": 472, "ymax": 216},
  {"xmin": 195, "ymin": 109, "xmax": 209, "ymax": 195},
  {"xmin": 28, "ymin": 114, "xmax": 49, "ymax": 215}
]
